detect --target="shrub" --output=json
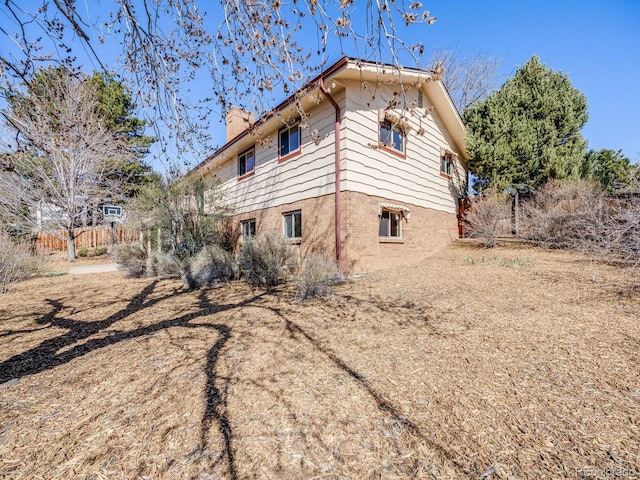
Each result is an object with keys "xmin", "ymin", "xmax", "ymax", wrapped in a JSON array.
[
  {"xmin": 110, "ymin": 243, "xmax": 148, "ymax": 277},
  {"xmin": 465, "ymin": 190, "xmax": 511, "ymax": 247},
  {"xmin": 145, "ymin": 251, "xmax": 182, "ymax": 278},
  {"xmin": 521, "ymin": 179, "xmax": 640, "ymax": 266},
  {"xmin": 521, "ymin": 180, "xmax": 603, "ymax": 250},
  {"xmin": 188, "ymin": 244, "xmax": 237, "ymax": 288},
  {"xmin": 77, "ymin": 247, "xmax": 89, "ymax": 257},
  {"xmin": 95, "ymin": 246, "xmax": 108, "ymax": 256},
  {"xmin": 0, "ymin": 232, "xmax": 39, "ymax": 293},
  {"xmin": 238, "ymin": 234, "xmax": 293, "ymax": 287},
  {"xmin": 294, "ymin": 252, "xmax": 343, "ymax": 301}
]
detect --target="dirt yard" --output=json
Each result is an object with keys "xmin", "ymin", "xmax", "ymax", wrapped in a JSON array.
[{"xmin": 1, "ymin": 241, "xmax": 639, "ymax": 479}]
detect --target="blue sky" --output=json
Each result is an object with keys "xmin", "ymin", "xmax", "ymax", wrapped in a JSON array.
[
  {"xmin": 1, "ymin": 1, "xmax": 639, "ymax": 166},
  {"xmin": 417, "ymin": 0, "xmax": 640, "ymax": 161},
  {"xmin": 207, "ymin": 0, "xmax": 640, "ymax": 162}
]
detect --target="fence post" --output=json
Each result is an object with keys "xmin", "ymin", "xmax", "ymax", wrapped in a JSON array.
[{"xmin": 513, "ymin": 191, "xmax": 520, "ymax": 236}]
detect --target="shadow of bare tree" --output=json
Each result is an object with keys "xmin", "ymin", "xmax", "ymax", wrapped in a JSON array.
[{"xmin": 0, "ymin": 280, "xmax": 272, "ymax": 479}]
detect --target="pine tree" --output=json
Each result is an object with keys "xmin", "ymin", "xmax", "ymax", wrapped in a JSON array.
[{"xmin": 464, "ymin": 56, "xmax": 588, "ymax": 192}]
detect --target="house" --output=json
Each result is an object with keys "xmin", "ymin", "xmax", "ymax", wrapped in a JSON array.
[{"xmin": 193, "ymin": 57, "xmax": 468, "ymax": 273}]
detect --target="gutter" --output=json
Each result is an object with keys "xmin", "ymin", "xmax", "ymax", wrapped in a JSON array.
[
  {"xmin": 318, "ymin": 78, "xmax": 342, "ymax": 272},
  {"xmin": 194, "ymin": 56, "xmax": 351, "ymax": 174}
]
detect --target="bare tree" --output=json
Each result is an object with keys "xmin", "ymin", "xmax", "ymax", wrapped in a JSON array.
[
  {"xmin": 0, "ymin": 1, "xmax": 437, "ymax": 162},
  {"xmin": 430, "ymin": 49, "xmax": 503, "ymax": 112},
  {"xmin": 0, "ymin": 68, "xmax": 133, "ymax": 261}
]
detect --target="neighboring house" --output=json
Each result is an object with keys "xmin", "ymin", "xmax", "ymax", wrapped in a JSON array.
[{"xmin": 193, "ymin": 57, "xmax": 468, "ymax": 273}]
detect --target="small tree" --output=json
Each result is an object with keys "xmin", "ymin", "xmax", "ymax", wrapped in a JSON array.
[
  {"xmin": 0, "ymin": 67, "xmax": 134, "ymax": 261},
  {"xmin": 133, "ymin": 173, "xmax": 230, "ymax": 258}
]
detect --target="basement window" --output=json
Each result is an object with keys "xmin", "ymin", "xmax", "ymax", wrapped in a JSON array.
[
  {"xmin": 241, "ymin": 219, "xmax": 256, "ymax": 239},
  {"xmin": 379, "ymin": 209, "xmax": 402, "ymax": 239},
  {"xmin": 283, "ymin": 210, "xmax": 302, "ymax": 240}
]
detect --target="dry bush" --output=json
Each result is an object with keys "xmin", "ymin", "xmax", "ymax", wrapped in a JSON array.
[
  {"xmin": 465, "ymin": 190, "xmax": 511, "ymax": 247},
  {"xmin": 294, "ymin": 252, "xmax": 343, "ymax": 301},
  {"xmin": 110, "ymin": 243, "xmax": 147, "ymax": 278},
  {"xmin": 0, "ymin": 232, "xmax": 39, "ymax": 293},
  {"xmin": 587, "ymin": 195, "xmax": 640, "ymax": 266},
  {"xmin": 145, "ymin": 251, "xmax": 182, "ymax": 279},
  {"xmin": 521, "ymin": 180, "xmax": 603, "ymax": 250},
  {"xmin": 188, "ymin": 244, "xmax": 237, "ymax": 288},
  {"xmin": 522, "ymin": 180, "xmax": 640, "ymax": 267},
  {"xmin": 238, "ymin": 234, "xmax": 293, "ymax": 288}
]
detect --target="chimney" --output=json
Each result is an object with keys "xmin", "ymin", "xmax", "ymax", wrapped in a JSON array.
[{"xmin": 226, "ymin": 106, "xmax": 255, "ymax": 142}]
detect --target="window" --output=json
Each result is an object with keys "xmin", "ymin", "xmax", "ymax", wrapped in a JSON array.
[
  {"xmin": 418, "ymin": 90, "xmax": 424, "ymax": 108},
  {"xmin": 238, "ymin": 147, "xmax": 255, "ymax": 178},
  {"xmin": 241, "ymin": 219, "xmax": 256, "ymax": 239},
  {"xmin": 441, "ymin": 152, "xmax": 454, "ymax": 177},
  {"xmin": 379, "ymin": 209, "xmax": 402, "ymax": 238},
  {"xmin": 379, "ymin": 119, "xmax": 405, "ymax": 154},
  {"xmin": 283, "ymin": 210, "xmax": 302, "ymax": 239},
  {"xmin": 279, "ymin": 122, "xmax": 301, "ymax": 159}
]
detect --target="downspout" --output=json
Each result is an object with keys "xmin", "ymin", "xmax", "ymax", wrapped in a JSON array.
[{"xmin": 318, "ymin": 78, "xmax": 342, "ymax": 272}]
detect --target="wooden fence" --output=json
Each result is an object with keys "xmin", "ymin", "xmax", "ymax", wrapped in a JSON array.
[{"xmin": 35, "ymin": 226, "xmax": 141, "ymax": 252}]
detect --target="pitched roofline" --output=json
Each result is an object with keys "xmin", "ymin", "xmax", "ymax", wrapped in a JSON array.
[
  {"xmin": 193, "ymin": 56, "xmax": 351, "ymax": 173},
  {"xmin": 193, "ymin": 56, "xmax": 467, "ymax": 173}
]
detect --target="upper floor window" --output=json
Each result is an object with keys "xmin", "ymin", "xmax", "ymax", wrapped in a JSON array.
[
  {"xmin": 279, "ymin": 121, "xmax": 301, "ymax": 160},
  {"xmin": 238, "ymin": 147, "xmax": 255, "ymax": 178},
  {"xmin": 241, "ymin": 218, "xmax": 256, "ymax": 239},
  {"xmin": 283, "ymin": 210, "xmax": 302, "ymax": 240},
  {"xmin": 379, "ymin": 209, "xmax": 402, "ymax": 238},
  {"xmin": 441, "ymin": 151, "xmax": 455, "ymax": 177},
  {"xmin": 379, "ymin": 118, "xmax": 405, "ymax": 155}
]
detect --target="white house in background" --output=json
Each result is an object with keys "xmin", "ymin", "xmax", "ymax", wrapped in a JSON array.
[{"xmin": 193, "ymin": 57, "xmax": 468, "ymax": 273}]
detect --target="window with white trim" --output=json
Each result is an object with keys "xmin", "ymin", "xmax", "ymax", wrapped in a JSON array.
[
  {"xmin": 238, "ymin": 147, "xmax": 255, "ymax": 177},
  {"xmin": 279, "ymin": 122, "xmax": 301, "ymax": 158},
  {"xmin": 379, "ymin": 119, "xmax": 405, "ymax": 153},
  {"xmin": 283, "ymin": 210, "xmax": 302, "ymax": 239},
  {"xmin": 379, "ymin": 209, "xmax": 402, "ymax": 238},
  {"xmin": 441, "ymin": 151, "xmax": 454, "ymax": 177},
  {"xmin": 241, "ymin": 219, "xmax": 256, "ymax": 239}
]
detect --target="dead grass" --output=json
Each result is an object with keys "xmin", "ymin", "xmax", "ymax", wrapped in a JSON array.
[{"xmin": 1, "ymin": 241, "xmax": 639, "ymax": 479}]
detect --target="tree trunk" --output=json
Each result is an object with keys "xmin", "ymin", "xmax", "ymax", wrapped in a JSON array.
[{"xmin": 67, "ymin": 230, "xmax": 77, "ymax": 262}]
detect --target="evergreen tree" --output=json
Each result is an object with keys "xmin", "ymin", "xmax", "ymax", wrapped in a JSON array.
[
  {"xmin": 580, "ymin": 149, "xmax": 639, "ymax": 192},
  {"xmin": 88, "ymin": 72, "xmax": 155, "ymax": 195},
  {"xmin": 464, "ymin": 56, "xmax": 588, "ymax": 192}
]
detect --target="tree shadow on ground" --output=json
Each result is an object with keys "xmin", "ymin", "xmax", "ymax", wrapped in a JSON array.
[
  {"xmin": 1, "ymin": 279, "xmax": 467, "ymax": 478},
  {"xmin": 262, "ymin": 304, "xmax": 466, "ymax": 476},
  {"xmin": 0, "ymin": 280, "xmax": 270, "ymax": 479}
]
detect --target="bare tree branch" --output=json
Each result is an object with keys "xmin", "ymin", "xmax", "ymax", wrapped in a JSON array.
[
  {"xmin": 1, "ymin": 1, "xmax": 437, "ymax": 164},
  {"xmin": 430, "ymin": 48, "xmax": 503, "ymax": 112}
]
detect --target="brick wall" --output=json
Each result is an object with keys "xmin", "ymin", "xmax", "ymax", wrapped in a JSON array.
[
  {"xmin": 341, "ymin": 191, "xmax": 458, "ymax": 273},
  {"xmin": 231, "ymin": 191, "xmax": 458, "ymax": 274},
  {"xmin": 234, "ymin": 195, "xmax": 337, "ymax": 267}
]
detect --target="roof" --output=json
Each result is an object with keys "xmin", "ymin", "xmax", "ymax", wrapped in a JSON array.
[{"xmin": 194, "ymin": 57, "xmax": 467, "ymax": 174}]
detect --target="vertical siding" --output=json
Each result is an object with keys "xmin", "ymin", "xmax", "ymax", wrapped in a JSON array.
[
  {"xmin": 207, "ymin": 90, "xmax": 347, "ymax": 215},
  {"xmin": 341, "ymin": 79, "xmax": 465, "ymax": 214}
]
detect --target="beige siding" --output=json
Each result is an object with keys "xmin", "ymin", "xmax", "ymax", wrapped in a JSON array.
[
  {"xmin": 341, "ymin": 79, "xmax": 465, "ymax": 214},
  {"xmin": 207, "ymin": 91, "xmax": 347, "ymax": 215}
]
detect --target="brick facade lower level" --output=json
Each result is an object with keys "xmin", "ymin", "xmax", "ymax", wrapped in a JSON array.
[{"xmin": 234, "ymin": 192, "xmax": 458, "ymax": 274}]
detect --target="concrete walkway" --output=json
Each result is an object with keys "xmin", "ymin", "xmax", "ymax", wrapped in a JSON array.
[{"xmin": 67, "ymin": 264, "xmax": 120, "ymax": 275}]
